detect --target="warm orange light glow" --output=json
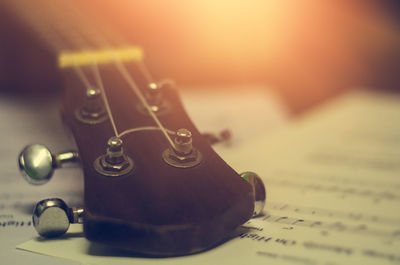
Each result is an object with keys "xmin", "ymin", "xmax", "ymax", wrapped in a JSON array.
[{"xmin": 82, "ymin": 0, "xmax": 400, "ymax": 111}]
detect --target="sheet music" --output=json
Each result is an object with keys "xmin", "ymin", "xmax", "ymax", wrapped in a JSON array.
[
  {"xmin": 0, "ymin": 87, "xmax": 286, "ymax": 264},
  {"xmin": 180, "ymin": 86, "xmax": 288, "ymax": 152},
  {"xmin": 15, "ymin": 90, "xmax": 400, "ymax": 265},
  {"xmin": 222, "ymin": 90, "xmax": 400, "ymax": 264},
  {"xmin": 0, "ymin": 96, "xmax": 81, "ymax": 265},
  {"xmin": 16, "ymin": 90, "xmax": 400, "ymax": 265}
]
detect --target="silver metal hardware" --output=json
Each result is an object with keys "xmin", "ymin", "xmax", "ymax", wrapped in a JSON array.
[
  {"xmin": 175, "ymin": 128, "xmax": 194, "ymax": 155},
  {"xmin": 163, "ymin": 128, "xmax": 202, "ymax": 168},
  {"xmin": 32, "ymin": 198, "xmax": 84, "ymax": 238},
  {"xmin": 240, "ymin": 171, "xmax": 266, "ymax": 217},
  {"xmin": 94, "ymin": 137, "xmax": 134, "ymax": 177},
  {"xmin": 75, "ymin": 88, "xmax": 108, "ymax": 124},
  {"xmin": 18, "ymin": 144, "xmax": 79, "ymax": 185},
  {"xmin": 147, "ymin": 82, "xmax": 162, "ymax": 106},
  {"xmin": 137, "ymin": 82, "xmax": 170, "ymax": 116}
]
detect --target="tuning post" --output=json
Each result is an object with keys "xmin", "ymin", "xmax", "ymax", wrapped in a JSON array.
[
  {"xmin": 32, "ymin": 198, "xmax": 84, "ymax": 238},
  {"xmin": 137, "ymin": 82, "xmax": 171, "ymax": 116},
  {"xmin": 163, "ymin": 128, "xmax": 202, "ymax": 168},
  {"xmin": 18, "ymin": 144, "xmax": 79, "ymax": 185},
  {"xmin": 240, "ymin": 172, "xmax": 266, "ymax": 217},
  {"xmin": 94, "ymin": 136, "xmax": 134, "ymax": 177},
  {"xmin": 75, "ymin": 87, "xmax": 108, "ymax": 124},
  {"xmin": 147, "ymin": 82, "xmax": 162, "ymax": 107}
]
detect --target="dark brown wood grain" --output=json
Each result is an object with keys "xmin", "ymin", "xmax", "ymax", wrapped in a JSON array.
[
  {"xmin": 1, "ymin": 0, "xmax": 256, "ymax": 254},
  {"xmin": 61, "ymin": 62, "xmax": 254, "ymax": 256}
]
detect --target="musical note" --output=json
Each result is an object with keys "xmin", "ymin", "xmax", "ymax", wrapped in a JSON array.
[
  {"xmin": 268, "ymin": 202, "xmax": 400, "ymax": 226},
  {"xmin": 258, "ymin": 214, "xmax": 400, "ymax": 239},
  {"xmin": 292, "ymin": 219, "xmax": 304, "ymax": 225},
  {"xmin": 13, "ymin": 91, "xmax": 400, "ymax": 264}
]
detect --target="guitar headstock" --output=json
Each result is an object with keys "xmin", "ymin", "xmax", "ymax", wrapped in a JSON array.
[{"xmin": 18, "ymin": 48, "xmax": 266, "ymax": 256}]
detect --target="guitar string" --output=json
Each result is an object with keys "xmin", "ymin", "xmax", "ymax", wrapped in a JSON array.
[
  {"xmin": 15, "ymin": 0, "xmax": 121, "ymax": 138},
  {"xmin": 91, "ymin": 63, "xmax": 120, "ymax": 137},
  {"xmin": 73, "ymin": 53, "xmax": 176, "ymax": 144},
  {"xmin": 12, "ymin": 0, "xmax": 122, "ymax": 138},
  {"xmin": 65, "ymin": 1, "xmax": 176, "ymax": 147},
  {"xmin": 118, "ymin": 127, "xmax": 175, "ymax": 138},
  {"xmin": 7, "ymin": 0, "xmax": 177, "ymax": 148},
  {"xmin": 71, "ymin": 46, "xmax": 177, "ymax": 144},
  {"xmin": 38, "ymin": 0, "xmax": 123, "ymax": 138},
  {"xmin": 70, "ymin": 44, "xmax": 178, "ymax": 142},
  {"xmin": 136, "ymin": 61, "xmax": 154, "ymax": 83},
  {"xmin": 73, "ymin": 66, "xmax": 94, "ymax": 91},
  {"xmin": 114, "ymin": 61, "xmax": 177, "ymax": 149},
  {"xmin": 73, "ymin": 62, "xmax": 176, "ymax": 139},
  {"xmin": 73, "ymin": 3, "xmax": 178, "ymax": 148},
  {"xmin": 76, "ymin": 62, "xmax": 174, "ymax": 139},
  {"xmin": 51, "ymin": 0, "xmax": 177, "ymax": 148}
]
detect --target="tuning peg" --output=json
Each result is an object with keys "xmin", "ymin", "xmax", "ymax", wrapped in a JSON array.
[
  {"xmin": 18, "ymin": 144, "xmax": 79, "ymax": 185},
  {"xmin": 240, "ymin": 172, "xmax": 266, "ymax": 217},
  {"xmin": 32, "ymin": 198, "xmax": 84, "ymax": 238}
]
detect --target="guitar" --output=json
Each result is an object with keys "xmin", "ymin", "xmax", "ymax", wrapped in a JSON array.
[{"xmin": 7, "ymin": 0, "xmax": 266, "ymax": 256}]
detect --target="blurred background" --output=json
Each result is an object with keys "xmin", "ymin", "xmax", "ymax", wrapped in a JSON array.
[{"xmin": 1, "ymin": 0, "xmax": 399, "ymax": 113}]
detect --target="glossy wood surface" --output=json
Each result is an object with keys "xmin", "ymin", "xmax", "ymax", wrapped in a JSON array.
[{"xmin": 61, "ymin": 62, "xmax": 254, "ymax": 255}]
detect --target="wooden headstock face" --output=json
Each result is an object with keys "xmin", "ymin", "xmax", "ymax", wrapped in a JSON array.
[
  {"xmin": 60, "ymin": 60, "xmax": 255, "ymax": 256},
  {"xmin": 3, "ymin": 0, "xmax": 261, "ymax": 257}
]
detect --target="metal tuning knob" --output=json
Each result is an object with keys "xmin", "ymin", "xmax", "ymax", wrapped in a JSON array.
[
  {"xmin": 75, "ymin": 88, "xmax": 108, "ymax": 124},
  {"xmin": 93, "ymin": 136, "xmax": 134, "ymax": 177},
  {"xmin": 32, "ymin": 198, "xmax": 84, "ymax": 238},
  {"xmin": 137, "ymin": 81, "xmax": 171, "ymax": 115},
  {"xmin": 146, "ymin": 82, "xmax": 163, "ymax": 109},
  {"xmin": 18, "ymin": 144, "xmax": 79, "ymax": 185},
  {"xmin": 240, "ymin": 172, "xmax": 266, "ymax": 217},
  {"xmin": 162, "ymin": 128, "xmax": 202, "ymax": 168}
]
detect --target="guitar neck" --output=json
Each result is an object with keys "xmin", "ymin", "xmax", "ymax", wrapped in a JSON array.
[{"xmin": 1, "ymin": 0, "xmax": 126, "ymax": 54}]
